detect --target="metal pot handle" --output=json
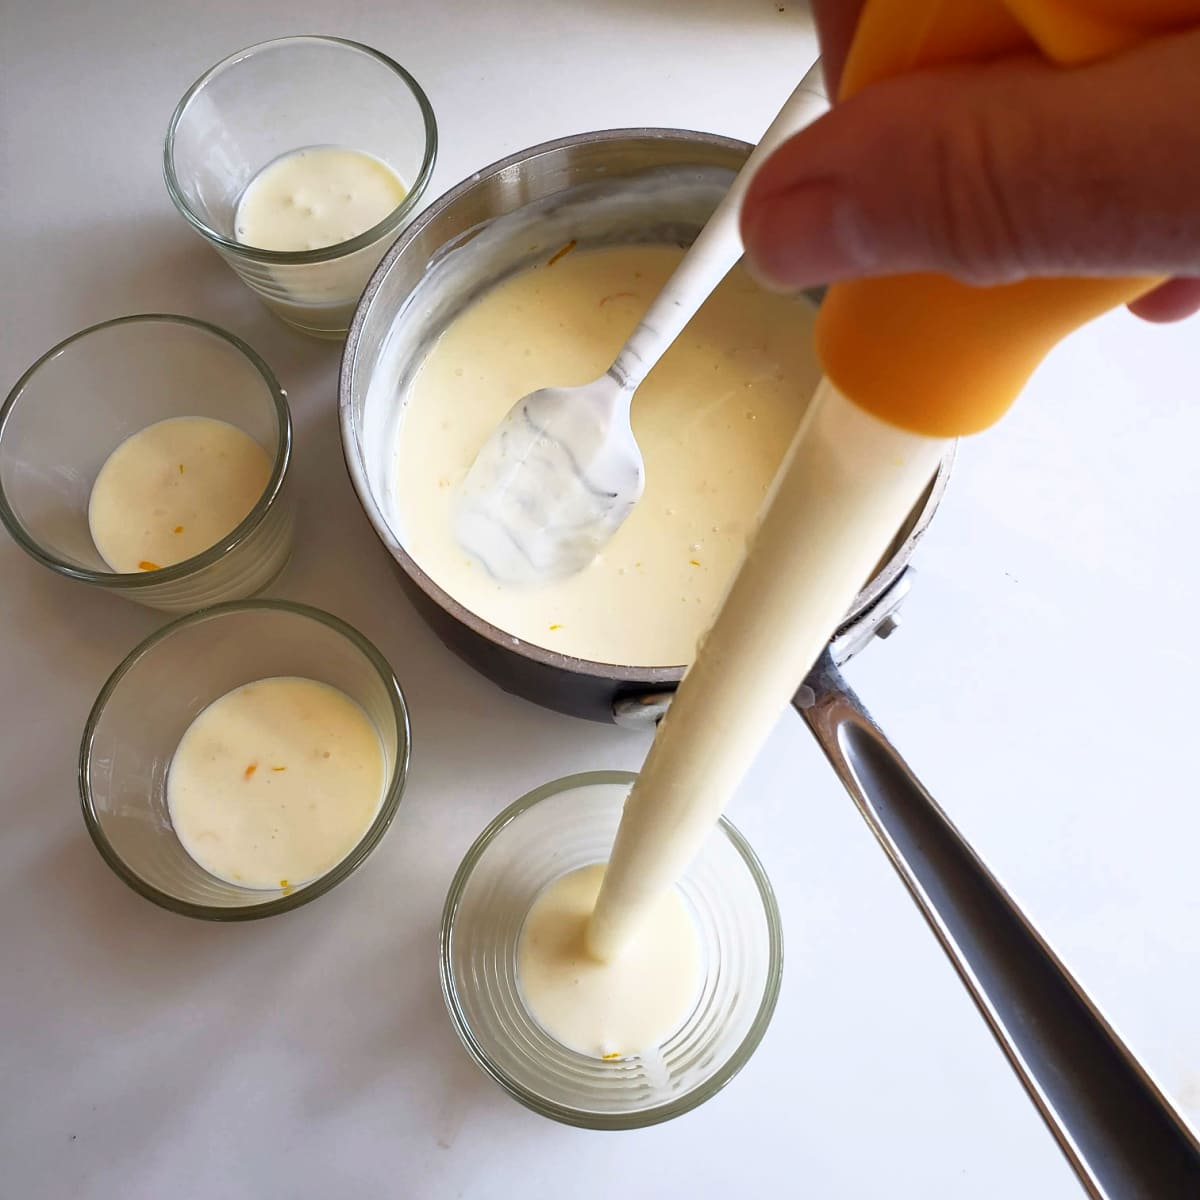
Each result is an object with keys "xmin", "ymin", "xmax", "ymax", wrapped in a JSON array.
[{"xmin": 796, "ymin": 652, "xmax": 1200, "ymax": 1199}]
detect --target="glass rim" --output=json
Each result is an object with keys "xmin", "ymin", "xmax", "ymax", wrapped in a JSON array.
[
  {"xmin": 0, "ymin": 313, "xmax": 292, "ymax": 589},
  {"xmin": 438, "ymin": 769, "xmax": 785, "ymax": 1130},
  {"xmin": 78, "ymin": 598, "xmax": 412, "ymax": 921},
  {"xmin": 163, "ymin": 35, "xmax": 439, "ymax": 265}
]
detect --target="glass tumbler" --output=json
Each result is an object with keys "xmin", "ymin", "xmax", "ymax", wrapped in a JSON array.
[
  {"xmin": 441, "ymin": 771, "xmax": 784, "ymax": 1129},
  {"xmin": 164, "ymin": 36, "xmax": 438, "ymax": 339},
  {"xmin": 80, "ymin": 600, "xmax": 411, "ymax": 920},
  {"xmin": 0, "ymin": 315, "xmax": 293, "ymax": 613}
]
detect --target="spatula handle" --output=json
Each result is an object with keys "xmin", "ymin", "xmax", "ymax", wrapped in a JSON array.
[{"xmin": 609, "ymin": 61, "xmax": 828, "ymax": 393}]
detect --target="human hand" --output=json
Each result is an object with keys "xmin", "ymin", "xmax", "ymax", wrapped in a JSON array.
[{"xmin": 740, "ymin": 1, "xmax": 1200, "ymax": 322}]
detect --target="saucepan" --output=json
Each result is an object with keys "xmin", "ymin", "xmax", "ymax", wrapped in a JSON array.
[
  {"xmin": 340, "ymin": 127, "xmax": 945, "ymax": 723},
  {"xmin": 340, "ymin": 130, "xmax": 1199, "ymax": 1194}
]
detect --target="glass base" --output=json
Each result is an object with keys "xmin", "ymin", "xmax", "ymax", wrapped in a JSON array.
[{"xmin": 261, "ymin": 297, "xmax": 355, "ymax": 341}]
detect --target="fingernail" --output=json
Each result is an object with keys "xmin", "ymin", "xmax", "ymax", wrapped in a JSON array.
[{"xmin": 741, "ymin": 181, "xmax": 868, "ymax": 292}]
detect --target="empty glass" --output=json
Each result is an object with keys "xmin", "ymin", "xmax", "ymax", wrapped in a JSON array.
[
  {"xmin": 0, "ymin": 315, "xmax": 293, "ymax": 613},
  {"xmin": 440, "ymin": 771, "xmax": 784, "ymax": 1128},
  {"xmin": 164, "ymin": 36, "xmax": 438, "ymax": 338},
  {"xmin": 79, "ymin": 600, "xmax": 411, "ymax": 920}
]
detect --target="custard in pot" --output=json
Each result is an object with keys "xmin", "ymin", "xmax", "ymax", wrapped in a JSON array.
[{"xmin": 394, "ymin": 244, "xmax": 820, "ymax": 667}]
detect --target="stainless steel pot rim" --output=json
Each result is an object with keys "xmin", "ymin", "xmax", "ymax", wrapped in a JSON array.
[{"xmin": 339, "ymin": 127, "xmax": 952, "ymax": 686}]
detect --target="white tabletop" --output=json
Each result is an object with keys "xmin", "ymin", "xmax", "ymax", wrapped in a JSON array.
[{"xmin": 2, "ymin": 3, "xmax": 1198, "ymax": 1197}]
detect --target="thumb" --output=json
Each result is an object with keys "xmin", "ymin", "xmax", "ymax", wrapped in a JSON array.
[{"xmin": 740, "ymin": 31, "xmax": 1200, "ymax": 292}]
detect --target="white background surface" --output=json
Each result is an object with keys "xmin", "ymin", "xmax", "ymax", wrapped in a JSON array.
[{"xmin": 2, "ymin": 2, "xmax": 1198, "ymax": 1197}]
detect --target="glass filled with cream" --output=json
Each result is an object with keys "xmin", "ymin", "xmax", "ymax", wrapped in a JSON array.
[
  {"xmin": 80, "ymin": 600, "xmax": 411, "ymax": 919},
  {"xmin": 0, "ymin": 315, "xmax": 293, "ymax": 612},
  {"xmin": 165, "ymin": 36, "xmax": 437, "ymax": 338},
  {"xmin": 440, "ymin": 771, "xmax": 782, "ymax": 1128}
]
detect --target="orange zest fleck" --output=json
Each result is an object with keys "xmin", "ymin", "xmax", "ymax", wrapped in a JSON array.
[
  {"xmin": 689, "ymin": 559, "xmax": 701, "ymax": 567},
  {"xmin": 601, "ymin": 1052, "xmax": 621, "ymax": 1060},
  {"xmin": 279, "ymin": 879, "xmax": 289, "ymax": 888},
  {"xmin": 271, "ymin": 765, "xmax": 286, "ymax": 772},
  {"xmin": 549, "ymin": 623, "xmax": 562, "ymax": 631},
  {"xmin": 243, "ymin": 762, "xmax": 258, "ymax": 780},
  {"xmin": 137, "ymin": 560, "xmax": 160, "ymax": 571},
  {"xmin": 599, "ymin": 291, "xmax": 637, "ymax": 308},
  {"xmin": 173, "ymin": 525, "xmax": 184, "ymax": 534},
  {"xmin": 546, "ymin": 239, "xmax": 576, "ymax": 267}
]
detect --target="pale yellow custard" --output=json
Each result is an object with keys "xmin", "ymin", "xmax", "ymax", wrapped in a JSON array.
[
  {"xmin": 88, "ymin": 416, "xmax": 270, "ymax": 573},
  {"xmin": 167, "ymin": 676, "xmax": 385, "ymax": 889},
  {"xmin": 517, "ymin": 861, "xmax": 701, "ymax": 1058},
  {"xmin": 394, "ymin": 244, "xmax": 821, "ymax": 666},
  {"xmin": 235, "ymin": 145, "xmax": 407, "ymax": 252}
]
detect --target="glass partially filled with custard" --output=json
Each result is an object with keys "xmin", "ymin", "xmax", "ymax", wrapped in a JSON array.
[
  {"xmin": 442, "ymin": 772, "xmax": 782, "ymax": 1128},
  {"xmin": 165, "ymin": 36, "xmax": 437, "ymax": 339},
  {"xmin": 0, "ymin": 315, "xmax": 292, "ymax": 612},
  {"xmin": 80, "ymin": 600, "xmax": 410, "ymax": 919}
]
